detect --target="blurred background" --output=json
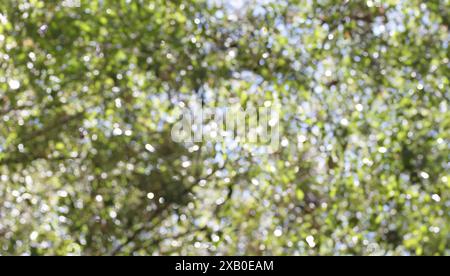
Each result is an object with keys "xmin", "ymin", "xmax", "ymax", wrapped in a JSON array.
[{"xmin": 0, "ymin": 0, "xmax": 448, "ymax": 255}]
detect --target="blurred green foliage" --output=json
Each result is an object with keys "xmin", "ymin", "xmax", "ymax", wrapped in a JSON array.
[{"xmin": 0, "ymin": 0, "xmax": 449, "ymax": 255}]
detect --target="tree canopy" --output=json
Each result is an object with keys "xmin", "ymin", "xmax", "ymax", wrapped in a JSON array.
[{"xmin": 0, "ymin": 0, "xmax": 448, "ymax": 255}]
